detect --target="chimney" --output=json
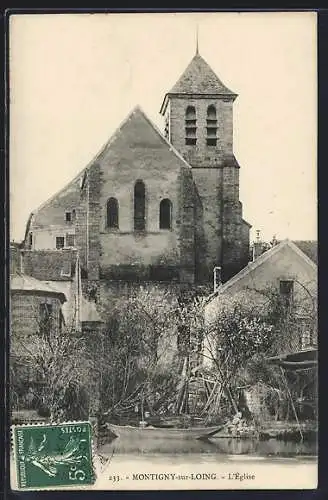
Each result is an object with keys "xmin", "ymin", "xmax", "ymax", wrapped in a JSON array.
[
  {"xmin": 213, "ymin": 266, "xmax": 222, "ymax": 292},
  {"xmin": 270, "ymin": 234, "xmax": 278, "ymax": 247},
  {"xmin": 252, "ymin": 230, "xmax": 263, "ymax": 261}
]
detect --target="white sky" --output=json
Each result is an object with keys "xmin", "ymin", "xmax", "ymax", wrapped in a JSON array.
[{"xmin": 9, "ymin": 12, "xmax": 317, "ymax": 243}]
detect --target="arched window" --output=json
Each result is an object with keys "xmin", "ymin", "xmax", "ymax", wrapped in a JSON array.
[
  {"xmin": 107, "ymin": 197, "xmax": 119, "ymax": 229},
  {"xmin": 185, "ymin": 106, "xmax": 197, "ymax": 145},
  {"xmin": 134, "ymin": 180, "xmax": 146, "ymax": 231},
  {"xmin": 159, "ymin": 199, "xmax": 172, "ymax": 230},
  {"xmin": 206, "ymin": 105, "xmax": 217, "ymax": 146}
]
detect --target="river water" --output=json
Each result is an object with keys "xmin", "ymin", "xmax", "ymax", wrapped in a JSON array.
[
  {"xmin": 10, "ymin": 437, "xmax": 318, "ymax": 491},
  {"xmin": 100, "ymin": 434, "xmax": 317, "ymax": 457},
  {"xmin": 94, "ymin": 436, "xmax": 318, "ymax": 490}
]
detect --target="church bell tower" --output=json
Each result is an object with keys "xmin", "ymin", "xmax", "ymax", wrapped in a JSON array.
[{"xmin": 160, "ymin": 49, "xmax": 251, "ymax": 283}]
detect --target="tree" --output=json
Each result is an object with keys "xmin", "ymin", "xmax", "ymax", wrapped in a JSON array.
[
  {"xmin": 202, "ymin": 282, "xmax": 317, "ymax": 423},
  {"xmin": 11, "ymin": 303, "xmax": 95, "ymax": 422},
  {"xmin": 96, "ymin": 286, "xmax": 181, "ymax": 418}
]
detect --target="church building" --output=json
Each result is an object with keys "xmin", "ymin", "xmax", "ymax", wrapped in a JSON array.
[{"xmin": 23, "ymin": 50, "xmax": 251, "ymax": 304}]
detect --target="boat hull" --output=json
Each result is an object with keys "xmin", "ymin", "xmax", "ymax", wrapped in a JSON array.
[{"xmin": 107, "ymin": 423, "xmax": 221, "ymax": 440}]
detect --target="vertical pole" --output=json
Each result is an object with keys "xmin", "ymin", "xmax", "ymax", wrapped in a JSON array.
[
  {"xmin": 141, "ymin": 390, "xmax": 145, "ymax": 422},
  {"xmin": 280, "ymin": 366, "xmax": 303, "ymax": 441},
  {"xmin": 196, "ymin": 24, "xmax": 199, "ymax": 55}
]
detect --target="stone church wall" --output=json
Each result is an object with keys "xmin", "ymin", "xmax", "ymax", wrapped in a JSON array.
[{"xmin": 83, "ymin": 109, "xmax": 197, "ymax": 284}]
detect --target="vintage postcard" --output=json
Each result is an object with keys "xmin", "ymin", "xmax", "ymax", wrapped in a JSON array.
[{"xmin": 9, "ymin": 11, "xmax": 317, "ymax": 490}]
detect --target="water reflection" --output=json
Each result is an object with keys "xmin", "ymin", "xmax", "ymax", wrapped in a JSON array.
[
  {"xmin": 100, "ymin": 436, "xmax": 317, "ymax": 458},
  {"xmin": 209, "ymin": 437, "xmax": 317, "ymax": 457}
]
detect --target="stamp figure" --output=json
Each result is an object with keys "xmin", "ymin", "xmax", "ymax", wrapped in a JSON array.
[
  {"xmin": 9, "ymin": 12, "xmax": 318, "ymax": 491},
  {"xmin": 13, "ymin": 422, "xmax": 94, "ymax": 489}
]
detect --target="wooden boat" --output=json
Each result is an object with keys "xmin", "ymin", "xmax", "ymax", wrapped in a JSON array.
[{"xmin": 107, "ymin": 422, "xmax": 223, "ymax": 440}]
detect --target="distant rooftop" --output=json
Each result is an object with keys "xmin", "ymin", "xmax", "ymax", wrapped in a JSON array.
[
  {"xmin": 22, "ymin": 249, "xmax": 78, "ymax": 281},
  {"xmin": 11, "ymin": 273, "xmax": 67, "ymax": 302},
  {"xmin": 292, "ymin": 240, "xmax": 317, "ymax": 265}
]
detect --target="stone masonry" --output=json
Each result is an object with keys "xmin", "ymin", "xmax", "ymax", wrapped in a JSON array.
[{"xmin": 23, "ymin": 50, "xmax": 251, "ymax": 310}]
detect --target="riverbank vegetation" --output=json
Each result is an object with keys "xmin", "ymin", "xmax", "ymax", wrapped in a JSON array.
[{"xmin": 11, "ymin": 283, "xmax": 317, "ymax": 431}]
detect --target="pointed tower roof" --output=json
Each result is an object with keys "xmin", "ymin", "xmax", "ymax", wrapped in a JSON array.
[{"xmin": 160, "ymin": 53, "xmax": 237, "ymax": 114}]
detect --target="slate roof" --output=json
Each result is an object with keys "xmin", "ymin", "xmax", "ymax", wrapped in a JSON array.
[
  {"xmin": 11, "ymin": 273, "xmax": 66, "ymax": 302},
  {"xmin": 26, "ymin": 106, "xmax": 193, "ymax": 233},
  {"xmin": 168, "ymin": 53, "xmax": 236, "ymax": 96},
  {"xmin": 205, "ymin": 239, "xmax": 317, "ymax": 303},
  {"xmin": 93, "ymin": 105, "xmax": 193, "ymax": 171}
]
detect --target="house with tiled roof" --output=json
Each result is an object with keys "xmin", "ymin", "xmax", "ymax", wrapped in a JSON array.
[
  {"xmin": 10, "ymin": 244, "xmax": 102, "ymax": 334},
  {"xmin": 10, "ymin": 246, "xmax": 102, "ymax": 418},
  {"xmin": 204, "ymin": 239, "xmax": 318, "ymax": 358},
  {"xmin": 10, "ymin": 271, "xmax": 67, "ymax": 379},
  {"xmin": 22, "ymin": 48, "xmax": 251, "ymax": 312}
]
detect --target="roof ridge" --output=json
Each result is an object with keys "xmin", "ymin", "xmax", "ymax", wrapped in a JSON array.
[
  {"xmin": 205, "ymin": 238, "xmax": 317, "ymax": 302},
  {"xmin": 28, "ymin": 107, "xmax": 143, "ymax": 227},
  {"xmin": 85, "ymin": 104, "xmax": 193, "ymax": 172},
  {"xmin": 136, "ymin": 107, "xmax": 193, "ymax": 170},
  {"xmin": 11, "ymin": 272, "xmax": 67, "ymax": 300},
  {"xmin": 285, "ymin": 239, "xmax": 317, "ymax": 270},
  {"xmin": 169, "ymin": 53, "xmax": 236, "ymax": 96}
]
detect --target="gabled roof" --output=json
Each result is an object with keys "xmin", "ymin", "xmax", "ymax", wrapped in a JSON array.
[
  {"xmin": 88, "ymin": 105, "xmax": 193, "ymax": 172},
  {"xmin": 160, "ymin": 53, "xmax": 237, "ymax": 114},
  {"xmin": 292, "ymin": 240, "xmax": 318, "ymax": 265},
  {"xmin": 11, "ymin": 273, "xmax": 67, "ymax": 302},
  {"xmin": 25, "ymin": 105, "xmax": 194, "ymax": 239},
  {"xmin": 32, "ymin": 106, "xmax": 192, "ymax": 208},
  {"xmin": 206, "ymin": 239, "xmax": 317, "ymax": 303}
]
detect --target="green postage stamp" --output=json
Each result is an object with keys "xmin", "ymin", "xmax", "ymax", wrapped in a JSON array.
[{"xmin": 12, "ymin": 422, "xmax": 95, "ymax": 489}]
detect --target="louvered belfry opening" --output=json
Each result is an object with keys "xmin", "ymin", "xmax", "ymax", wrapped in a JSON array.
[
  {"xmin": 134, "ymin": 180, "xmax": 146, "ymax": 231},
  {"xmin": 206, "ymin": 105, "xmax": 217, "ymax": 146},
  {"xmin": 185, "ymin": 106, "xmax": 197, "ymax": 145}
]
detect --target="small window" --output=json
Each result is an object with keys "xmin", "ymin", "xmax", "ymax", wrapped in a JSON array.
[
  {"xmin": 56, "ymin": 236, "xmax": 65, "ymax": 249},
  {"xmin": 206, "ymin": 138, "xmax": 217, "ymax": 146},
  {"xmin": 65, "ymin": 211, "xmax": 72, "ymax": 222},
  {"xmin": 29, "ymin": 232, "xmax": 33, "ymax": 247},
  {"xmin": 279, "ymin": 280, "xmax": 294, "ymax": 308},
  {"xmin": 159, "ymin": 199, "xmax": 172, "ymax": 229},
  {"xmin": 66, "ymin": 234, "xmax": 75, "ymax": 247},
  {"xmin": 106, "ymin": 198, "xmax": 119, "ymax": 229},
  {"xmin": 61, "ymin": 261, "xmax": 72, "ymax": 277}
]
